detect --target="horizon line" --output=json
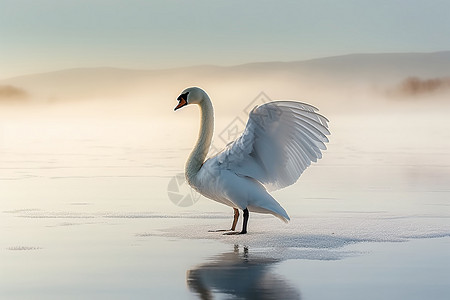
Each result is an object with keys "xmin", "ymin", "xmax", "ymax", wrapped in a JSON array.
[{"xmin": 1, "ymin": 50, "xmax": 449, "ymax": 81}]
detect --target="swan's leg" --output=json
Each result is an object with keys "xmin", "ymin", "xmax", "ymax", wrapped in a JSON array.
[
  {"xmin": 209, "ymin": 208, "xmax": 239, "ymax": 232},
  {"xmin": 224, "ymin": 208, "xmax": 248, "ymax": 235},
  {"xmin": 240, "ymin": 208, "xmax": 249, "ymax": 234},
  {"xmin": 231, "ymin": 208, "xmax": 239, "ymax": 231}
]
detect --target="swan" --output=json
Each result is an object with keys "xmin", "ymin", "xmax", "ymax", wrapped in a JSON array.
[{"xmin": 174, "ymin": 87, "xmax": 330, "ymax": 234}]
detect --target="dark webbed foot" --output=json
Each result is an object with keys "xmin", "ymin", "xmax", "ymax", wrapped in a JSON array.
[
  {"xmin": 223, "ymin": 208, "xmax": 249, "ymax": 235},
  {"xmin": 209, "ymin": 208, "xmax": 240, "ymax": 233},
  {"xmin": 223, "ymin": 230, "xmax": 246, "ymax": 235},
  {"xmin": 209, "ymin": 208, "xmax": 249, "ymax": 235}
]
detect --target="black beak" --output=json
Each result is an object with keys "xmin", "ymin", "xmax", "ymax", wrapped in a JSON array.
[{"xmin": 174, "ymin": 92, "xmax": 189, "ymax": 111}]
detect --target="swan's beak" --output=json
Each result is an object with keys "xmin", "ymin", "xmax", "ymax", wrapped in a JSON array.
[{"xmin": 174, "ymin": 96, "xmax": 188, "ymax": 111}]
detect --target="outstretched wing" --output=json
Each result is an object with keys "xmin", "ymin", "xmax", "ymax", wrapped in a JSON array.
[{"xmin": 214, "ymin": 101, "xmax": 330, "ymax": 191}]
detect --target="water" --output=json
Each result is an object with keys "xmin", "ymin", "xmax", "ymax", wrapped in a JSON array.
[{"xmin": 1, "ymin": 108, "xmax": 450, "ymax": 299}]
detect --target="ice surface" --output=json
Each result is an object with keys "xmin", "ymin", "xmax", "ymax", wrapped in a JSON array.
[
  {"xmin": 1, "ymin": 109, "xmax": 450, "ymax": 299},
  {"xmin": 6, "ymin": 246, "xmax": 42, "ymax": 251},
  {"xmin": 9, "ymin": 208, "xmax": 443, "ymax": 260},
  {"xmin": 9, "ymin": 208, "xmax": 450, "ymax": 258},
  {"xmin": 143, "ymin": 211, "xmax": 450, "ymax": 260}
]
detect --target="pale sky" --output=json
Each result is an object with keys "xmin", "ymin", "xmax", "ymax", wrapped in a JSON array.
[{"xmin": 1, "ymin": 0, "xmax": 450, "ymax": 79}]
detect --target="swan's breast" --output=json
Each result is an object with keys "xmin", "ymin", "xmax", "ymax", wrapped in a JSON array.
[{"xmin": 188, "ymin": 159, "xmax": 237, "ymax": 207}]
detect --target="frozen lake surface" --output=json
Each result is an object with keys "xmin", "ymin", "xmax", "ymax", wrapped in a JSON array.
[{"xmin": 1, "ymin": 110, "xmax": 450, "ymax": 299}]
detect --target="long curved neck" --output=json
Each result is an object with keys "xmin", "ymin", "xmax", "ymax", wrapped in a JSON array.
[{"xmin": 185, "ymin": 95, "xmax": 214, "ymax": 182}]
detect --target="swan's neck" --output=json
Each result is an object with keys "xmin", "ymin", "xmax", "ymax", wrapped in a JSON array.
[{"xmin": 185, "ymin": 96, "xmax": 214, "ymax": 183}]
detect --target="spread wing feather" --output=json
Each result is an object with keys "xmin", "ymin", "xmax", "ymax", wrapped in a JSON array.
[{"xmin": 214, "ymin": 101, "xmax": 330, "ymax": 191}]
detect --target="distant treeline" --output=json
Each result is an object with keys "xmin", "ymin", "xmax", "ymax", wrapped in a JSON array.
[{"xmin": 0, "ymin": 85, "xmax": 28, "ymax": 101}]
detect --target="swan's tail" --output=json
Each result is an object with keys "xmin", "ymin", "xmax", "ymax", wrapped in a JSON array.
[
  {"xmin": 221, "ymin": 172, "xmax": 290, "ymax": 223},
  {"xmin": 248, "ymin": 192, "xmax": 290, "ymax": 223}
]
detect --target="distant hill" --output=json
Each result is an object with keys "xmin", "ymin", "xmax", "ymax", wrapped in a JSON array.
[{"xmin": 1, "ymin": 51, "xmax": 449, "ymax": 111}]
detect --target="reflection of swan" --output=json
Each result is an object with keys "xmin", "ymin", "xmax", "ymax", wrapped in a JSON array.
[
  {"xmin": 187, "ymin": 245, "xmax": 301, "ymax": 300},
  {"xmin": 175, "ymin": 87, "xmax": 329, "ymax": 234}
]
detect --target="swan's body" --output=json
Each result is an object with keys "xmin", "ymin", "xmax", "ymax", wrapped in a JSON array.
[{"xmin": 175, "ymin": 87, "xmax": 330, "ymax": 234}]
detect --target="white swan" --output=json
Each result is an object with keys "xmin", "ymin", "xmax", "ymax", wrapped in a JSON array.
[{"xmin": 174, "ymin": 87, "xmax": 330, "ymax": 234}]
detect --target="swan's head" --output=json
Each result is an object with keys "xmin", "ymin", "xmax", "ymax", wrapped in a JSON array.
[{"xmin": 174, "ymin": 87, "xmax": 207, "ymax": 111}]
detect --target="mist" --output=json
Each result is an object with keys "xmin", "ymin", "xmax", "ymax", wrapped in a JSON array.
[{"xmin": 1, "ymin": 52, "xmax": 449, "ymax": 162}]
